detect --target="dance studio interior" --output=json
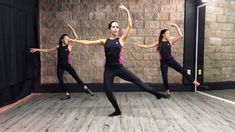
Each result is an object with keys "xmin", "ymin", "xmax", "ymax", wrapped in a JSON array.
[{"xmin": 0, "ymin": 0, "xmax": 235, "ymax": 131}]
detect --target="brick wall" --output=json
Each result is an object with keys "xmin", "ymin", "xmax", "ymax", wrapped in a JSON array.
[
  {"xmin": 204, "ymin": 0, "xmax": 235, "ymax": 82},
  {"xmin": 39, "ymin": 0, "xmax": 185, "ymax": 84}
]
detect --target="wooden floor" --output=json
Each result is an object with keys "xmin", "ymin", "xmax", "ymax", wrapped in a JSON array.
[
  {"xmin": 0, "ymin": 92, "xmax": 235, "ymax": 132},
  {"xmin": 204, "ymin": 89, "xmax": 235, "ymax": 102}
]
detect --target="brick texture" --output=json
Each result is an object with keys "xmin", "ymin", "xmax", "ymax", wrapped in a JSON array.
[
  {"xmin": 204, "ymin": 0, "xmax": 235, "ymax": 82},
  {"xmin": 39, "ymin": 0, "xmax": 185, "ymax": 83}
]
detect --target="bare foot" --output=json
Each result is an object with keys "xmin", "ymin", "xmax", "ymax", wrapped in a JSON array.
[
  {"xmin": 83, "ymin": 86, "xmax": 88, "ymax": 90},
  {"xmin": 193, "ymin": 80, "xmax": 200, "ymax": 86},
  {"xmin": 166, "ymin": 90, "xmax": 171, "ymax": 95}
]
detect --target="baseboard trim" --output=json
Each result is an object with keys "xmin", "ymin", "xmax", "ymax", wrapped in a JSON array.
[
  {"xmin": 33, "ymin": 83, "xmax": 194, "ymax": 93},
  {"xmin": 200, "ymin": 81, "xmax": 235, "ymax": 91}
]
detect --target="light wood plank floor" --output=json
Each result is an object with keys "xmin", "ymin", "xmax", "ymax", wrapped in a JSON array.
[{"xmin": 0, "ymin": 92, "xmax": 235, "ymax": 132}]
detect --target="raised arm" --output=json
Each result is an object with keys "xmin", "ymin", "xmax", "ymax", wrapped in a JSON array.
[
  {"xmin": 67, "ymin": 24, "xmax": 78, "ymax": 40},
  {"xmin": 69, "ymin": 39, "xmax": 106, "ymax": 46},
  {"xmin": 119, "ymin": 5, "xmax": 132, "ymax": 46},
  {"xmin": 133, "ymin": 41, "xmax": 159, "ymax": 49},
  {"xmin": 30, "ymin": 46, "xmax": 58, "ymax": 53},
  {"xmin": 169, "ymin": 23, "xmax": 183, "ymax": 45}
]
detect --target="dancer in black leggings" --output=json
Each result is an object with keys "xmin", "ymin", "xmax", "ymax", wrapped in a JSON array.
[
  {"xmin": 30, "ymin": 24, "xmax": 94, "ymax": 100},
  {"xmin": 69, "ymin": 5, "xmax": 168, "ymax": 117},
  {"xmin": 134, "ymin": 23, "xmax": 206, "ymax": 97}
]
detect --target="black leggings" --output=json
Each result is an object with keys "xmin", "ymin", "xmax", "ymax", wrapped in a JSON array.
[
  {"xmin": 160, "ymin": 58, "xmax": 194, "ymax": 90},
  {"xmin": 57, "ymin": 64, "xmax": 85, "ymax": 93},
  {"xmin": 104, "ymin": 65, "xmax": 163, "ymax": 112}
]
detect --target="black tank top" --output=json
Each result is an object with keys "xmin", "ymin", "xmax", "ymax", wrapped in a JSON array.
[
  {"xmin": 158, "ymin": 41, "xmax": 173, "ymax": 60},
  {"xmin": 104, "ymin": 38, "xmax": 123, "ymax": 66},
  {"xmin": 57, "ymin": 45, "xmax": 71, "ymax": 65}
]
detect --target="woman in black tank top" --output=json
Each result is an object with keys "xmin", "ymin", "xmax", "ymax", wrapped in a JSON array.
[
  {"xmin": 30, "ymin": 24, "xmax": 94, "ymax": 100},
  {"xmin": 69, "ymin": 5, "xmax": 168, "ymax": 117},
  {"xmin": 134, "ymin": 23, "xmax": 208, "ymax": 97}
]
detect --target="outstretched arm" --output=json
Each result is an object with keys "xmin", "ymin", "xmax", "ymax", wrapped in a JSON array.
[
  {"xmin": 133, "ymin": 41, "xmax": 159, "ymax": 49},
  {"xmin": 119, "ymin": 4, "xmax": 132, "ymax": 46},
  {"xmin": 169, "ymin": 23, "xmax": 183, "ymax": 45},
  {"xmin": 67, "ymin": 24, "xmax": 78, "ymax": 40},
  {"xmin": 30, "ymin": 46, "xmax": 58, "ymax": 53},
  {"xmin": 69, "ymin": 39, "xmax": 106, "ymax": 46}
]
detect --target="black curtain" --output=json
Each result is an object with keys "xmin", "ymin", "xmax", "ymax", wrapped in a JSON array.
[{"xmin": 0, "ymin": 0, "xmax": 40, "ymax": 107}]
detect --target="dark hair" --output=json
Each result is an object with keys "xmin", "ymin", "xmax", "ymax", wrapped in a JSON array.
[
  {"xmin": 157, "ymin": 29, "xmax": 169, "ymax": 51},
  {"xmin": 58, "ymin": 34, "xmax": 69, "ymax": 46},
  {"xmin": 108, "ymin": 21, "xmax": 117, "ymax": 29}
]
